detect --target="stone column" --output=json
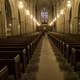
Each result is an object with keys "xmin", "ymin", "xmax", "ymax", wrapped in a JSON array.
[
  {"xmin": 0, "ymin": 0, "xmax": 6, "ymax": 37},
  {"xmin": 70, "ymin": 0, "xmax": 79, "ymax": 33}
]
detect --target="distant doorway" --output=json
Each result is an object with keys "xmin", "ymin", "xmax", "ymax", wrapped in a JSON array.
[{"xmin": 41, "ymin": 8, "xmax": 48, "ymax": 24}]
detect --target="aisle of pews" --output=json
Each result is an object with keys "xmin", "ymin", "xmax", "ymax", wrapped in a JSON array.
[
  {"xmin": 48, "ymin": 32, "xmax": 80, "ymax": 77},
  {"xmin": 22, "ymin": 33, "xmax": 80, "ymax": 80},
  {"xmin": 0, "ymin": 32, "xmax": 42, "ymax": 80},
  {"xmin": 36, "ymin": 35, "xmax": 64, "ymax": 80},
  {"xmin": 1, "ymin": 31, "xmax": 80, "ymax": 80}
]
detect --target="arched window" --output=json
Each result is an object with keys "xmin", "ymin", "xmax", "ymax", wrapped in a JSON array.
[{"xmin": 41, "ymin": 8, "xmax": 48, "ymax": 24}]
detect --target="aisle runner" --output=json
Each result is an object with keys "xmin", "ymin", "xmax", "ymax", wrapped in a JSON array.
[{"xmin": 36, "ymin": 35, "xmax": 64, "ymax": 80}]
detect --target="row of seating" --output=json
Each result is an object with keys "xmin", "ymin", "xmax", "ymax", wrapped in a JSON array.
[
  {"xmin": 48, "ymin": 32, "xmax": 80, "ymax": 72},
  {"xmin": 0, "ymin": 32, "xmax": 42, "ymax": 80}
]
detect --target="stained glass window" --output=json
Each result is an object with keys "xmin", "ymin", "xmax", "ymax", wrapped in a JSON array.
[{"xmin": 41, "ymin": 8, "xmax": 48, "ymax": 24}]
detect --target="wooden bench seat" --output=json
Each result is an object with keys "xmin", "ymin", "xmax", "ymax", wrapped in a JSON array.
[
  {"xmin": 0, "ymin": 65, "xmax": 8, "ymax": 80},
  {"xmin": 0, "ymin": 32, "xmax": 42, "ymax": 78},
  {"xmin": 0, "ymin": 32, "xmax": 42, "ymax": 58},
  {"xmin": 0, "ymin": 52, "xmax": 21, "ymax": 80},
  {"xmin": 63, "ymin": 44, "xmax": 80, "ymax": 59},
  {"xmin": 48, "ymin": 32, "xmax": 80, "ymax": 50},
  {"xmin": 0, "ymin": 50, "xmax": 27, "ymax": 73},
  {"xmin": 70, "ymin": 48, "xmax": 80, "ymax": 71},
  {"xmin": 48, "ymin": 32, "xmax": 80, "ymax": 72}
]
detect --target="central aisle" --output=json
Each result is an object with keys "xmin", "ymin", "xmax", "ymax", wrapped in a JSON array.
[{"xmin": 36, "ymin": 35, "xmax": 64, "ymax": 80}]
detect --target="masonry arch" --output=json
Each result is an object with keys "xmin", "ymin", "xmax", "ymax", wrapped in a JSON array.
[
  {"xmin": 78, "ymin": 3, "xmax": 80, "ymax": 32},
  {"xmin": 5, "ymin": 0, "xmax": 12, "ymax": 36},
  {"xmin": 5, "ymin": 0, "xmax": 19, "ymax": 35}
]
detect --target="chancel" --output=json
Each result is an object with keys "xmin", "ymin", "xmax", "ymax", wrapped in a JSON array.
[{"xmin": 0, "ymin": 0, "xmax": 80, "ymax": 80}]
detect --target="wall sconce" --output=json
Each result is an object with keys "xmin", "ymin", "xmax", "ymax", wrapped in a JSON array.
[
  {"xmin": 18, "ymin": 1, "xmax": 24, "ymax": 9},
  {"xmin": 67, "ymin": 0, "xmax": 71, "ymax": 8},
  {"xmin": 25, "ymin": 10, "xmax": 30, "ymax": 15}
]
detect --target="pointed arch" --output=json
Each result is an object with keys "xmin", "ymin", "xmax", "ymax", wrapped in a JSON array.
[
  {"xmin": 5, "ymin": 0, "xmax": 12, "ymax": 28},
  {"xmin": 5, "ymin": 0, "xmax": 13, "ymax": 36},
  {"xmin": 41, "ymin": 8, "xmax": 48, "ymax": 24},
  {"xmin": 78, "ymin": 3, "xmax": 80, "ymax": 32},
  {"xmin": 69, "ymin": 8, "xmax": 72, "ymax": 33}
]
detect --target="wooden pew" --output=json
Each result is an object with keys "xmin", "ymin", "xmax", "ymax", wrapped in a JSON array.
[
  {"xmin": 0, "ymin": 42, "xmax": 31, "ymax": 61},
  {"xmin": 48, "ymin": 32, "xmax": 80, "ymax": 51},
  {"xmin": 0, "ymin": 32, "xmax": 42, "ymax": 73},
  {"xmin": 63, "ymin": 44, "xmax": 80, "ymax": 60},
  {"xmin": 30, "ymin": 34, "xmax": 42, "ymax": 56},
  {"xmin": 0, "ymin": 52, "xmax": 21, "ymax": 80},
  {"xmin": 0, "ymin": 50, "xmax": 27, "ymax": 73},
  {"xmin": 48, "ymin": 32, "xmax": 80, "ymax": 61},
  {"xmin": 0, "ymin": 65, "xmax": 8, "ymax": 80},
  {"xmin": 0, "ymin": 32, "xmax": 42, "ymax": 58},
  {"xmin": 70, "ymin": 48, "xmax": 80, "ymax": 72}
]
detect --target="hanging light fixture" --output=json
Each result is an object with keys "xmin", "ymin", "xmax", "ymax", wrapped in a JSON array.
[
  {"xmin": 30, "ymin": 15, "xmax": 33, "ymax": 19},
  {"xmin": 57, "ymin": 14, "xmax": 60, "ymax": 18},
  {"xmin": 26, "ymin": 10, "xmax": 30, "ymax": 15},
  {"xmin": 60, "ymin": 9, "xmax": 64, "ymax": 15},
  {"xmin": 18, "ymin": 1, "xmax": 24, "ymax": 9},
  {"xmin": 67, "ymin": 0, "xmax": 71, "ymax": 8}
]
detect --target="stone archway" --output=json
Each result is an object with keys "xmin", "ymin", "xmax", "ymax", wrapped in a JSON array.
[
  {"xmin": 5, "ymin": 0, "xmax": 19, "ymax": 35},
  {"xmin": 78, "ymin": 3, "xmax": 80, "ymax": 32},
  {"xmin": 5, "ymin": 0, "xmax": 12, "ymax": 36}
]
